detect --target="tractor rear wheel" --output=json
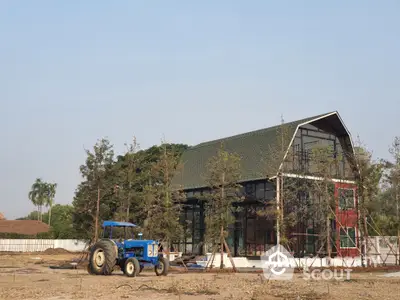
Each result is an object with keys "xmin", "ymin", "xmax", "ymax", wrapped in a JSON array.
[
  {"xmin": 87, "ymin": 263, "xmax": 94, "ymax": 275},
  {"xmin": 155, "ymin": 257, "xmax": 169, "ymax": 276},
  {"xmin": 124, "ymin": 258, "xmax": 140, "ymax": 277},
  {"xmin": 89, "ymin": 239, "xmax": 117, "ymax": 275}
]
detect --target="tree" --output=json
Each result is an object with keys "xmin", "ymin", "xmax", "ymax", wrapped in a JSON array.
[
  {"xmin": 263, "ymin": 117, "xmax": 301, "ymax": 248},
  {"xmin": 203, "ymin": 143, "xmax": 242, "ymax": 269},
  {"xmin": 385, "ymin": 137, "xmax": 400, "ymax": 220},
  {"xmin": 113, "ymin": 137, "xmax": 143, "ymax": 222},
  {"xmin": 308, "ymin": 145, "xmax": 340, "ymax": 258},
  {"xmin": 371, "ymin": 137, "xmax": 400, "ymax": 237},
  {"xmin": 76, "ymin": 138, "xmax": 115, "ymax": 242},
  {"xmin": 143, "ymin": 141, "xmax": 186, "ymax": 250},
  {"xmin": 351, "ymin": 140, "xmax": 384, "ymax": 263},
  {"xmin": 15, "ymin": 205, "xmax": 77, "ymax": 239},
  {"xmin": 45, "ymin": 183, "xmax": 57, "ymax": 226},
  {"xmin": 28, "ymin": 178, "xmax": 47, "ymax": 221},
  {"xmin": 49, "ymin": 204, "xmax": 76, "ymax": 239},
  {"xmin": 71, "ymin": 140, "xmax": 189, "ymax": 239}
]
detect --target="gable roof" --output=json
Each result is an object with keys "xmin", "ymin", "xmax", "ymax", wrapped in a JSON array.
[
  {"xmin": 173, "ymin": 112, "xmax": 340, "ymax": 190},
  {"xmin": 0, "ymin": 220, "xmax": 50, "ymax": 235}
]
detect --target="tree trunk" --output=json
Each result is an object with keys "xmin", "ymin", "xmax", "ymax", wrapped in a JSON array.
[
  {"xmin": 223, "ymin": 237, "xmax": 237, "ymax": 272},
  {"xmin": 325, "ymin": 183, "xmax": 331, "ymax": 262},
  {"xmin": 397, "ymin": 230, "xmax": 400, "ymax": 266},
  {"xmin": 48, "ymin": 205, "xmax": 52, "ymax": 226},
  {"xmin": 127, "ymin": 183, "xmax": 132, "ymax": 221},
  {"xmin": 94, "ymin": 186, "xmax": 100, "ymax": 242},
  {"xmin": 220, "ymin": 226, "xmax": 224, "ymax": 269},
  {"xmin": 126, "ymin": 190, "xmax": 130, "ymax": 222},
  {"xmin": 126, "ymin": 202, "xmax": 130, "ymax": 221},
  {"xmin": 205, "ymin": 244, "xmax": 218, "ymax": 270},
  {"xmin": 326, "ymin": 215, "xmax": 331, "ymax": 262}
]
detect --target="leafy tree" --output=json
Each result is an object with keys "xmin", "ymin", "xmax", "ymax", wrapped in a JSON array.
[
  {"xmin": 352, "ymin": 141, "xmax": 384, "ymax": 255},
  {"xmin": 45, "ymin": 183, "xmax": 57, "ymax": 226},
  {"xmin": 143, "ymin": 141, "xmax": 186, "ymax": 249},
  {"xmin": 14, "ymin": 205, "xmax": 76, "ymax": 239},
  {"xmin": 112, "ymin": 142, "xmax": 188, "ymax": 225},
  {"xmin": 28, "ymin": 179, "xmax": 58, "ymax": 225},
  {"xmin": 113, "ymin": 137, "xmax": 143, "ymax": 222},
  {"xmin": 384, "ymin": 137, "xmax": 400, "ymax": 220},
  {"xmin": 368, "ymin": 137, "xmax": 400, "ymax": 236},
  {"xmin": 71, "ymin": 139, "xmax": 189, "ymax": 240},
  {"xmin": 308, "ymin": 145, "xmax": 341, "ymax": 257},
  {"xmin": 28, "ymin": 178, "xmax": 47, "ymax": 221},
  {"xmin": 203, "ymin": 143, "xmax": 242, "ymax": 268},
  {"xmin": 49, "ymin": 204, "xmax": 76, "ymax": 238},
  {"xmin": 73, "ymin": 138, "xmax": 115, "ymax": 241}
]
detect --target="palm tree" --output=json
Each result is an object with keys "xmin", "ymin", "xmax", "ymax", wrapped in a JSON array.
[
  {"xmin": 28, "ymin": 178, "xmax": 46, "ymax": 221},
  {"xmin": 28, "ymin": 188, "xmax": 38, "ymax": 220},
  {"xmin": 45, "ymin": 183, "xmax": 57, "ymax": 226}
]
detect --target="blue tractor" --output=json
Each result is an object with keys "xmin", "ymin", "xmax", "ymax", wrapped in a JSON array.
[{"xmin": 87, "ymin": 221, "xmax": 169, "ymax": 277}]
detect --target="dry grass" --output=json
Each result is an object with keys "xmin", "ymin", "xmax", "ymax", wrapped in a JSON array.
[{"xmin": 0, "ymin": 253, "xmax": 400, "ymax": 299}]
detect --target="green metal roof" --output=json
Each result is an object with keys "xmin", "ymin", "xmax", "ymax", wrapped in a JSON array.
[{"xmin": 173, "ymin": 113, "xmax": 333, "ymax": 190}]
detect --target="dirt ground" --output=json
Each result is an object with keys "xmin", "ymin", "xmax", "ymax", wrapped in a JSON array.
[{"xmin": 1, "ymin": 253, "xmax": 400, "ymax": 300}]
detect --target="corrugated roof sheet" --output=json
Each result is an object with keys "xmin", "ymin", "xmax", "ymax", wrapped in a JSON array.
[{"xmin": 173, "ymin": 112, "xmax": 333, "ymax": 189}]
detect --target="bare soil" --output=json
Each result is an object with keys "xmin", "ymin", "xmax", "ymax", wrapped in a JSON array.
[{"xmin": 1, "ymin": 253, "xmax": 400, "ymax": 299}]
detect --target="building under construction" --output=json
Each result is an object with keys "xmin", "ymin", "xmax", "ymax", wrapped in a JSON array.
[{"xmin": 172, "ymin": 111, "xmax": 359, "ymax": 258}]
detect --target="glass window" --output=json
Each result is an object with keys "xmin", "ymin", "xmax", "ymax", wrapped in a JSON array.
[
  {"xmin": 255, "ymin": 183, "xmax": 265, "ymax": 200},
  {"xmin": 194, "ymin": 191, "xmax": 202, "ymax": 198},
  {"xmin": 340, "ymin": 228, "xmax": 356, "ymax": 248},
  {"xmin": 245, "ymin": 183, "xmax": 255, "ymax": 198},
  {"xmin": 339, "ymin": 188, "xmax": 355, "ymax": 210},
  {"xmin": 305, "ymin": 228, "xmax": 316, "ymax": 254}
]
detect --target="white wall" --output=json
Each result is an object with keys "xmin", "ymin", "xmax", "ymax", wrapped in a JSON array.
[{"xmin": 0, "ymin": 239, "xmax": 89, "ymax": 252}]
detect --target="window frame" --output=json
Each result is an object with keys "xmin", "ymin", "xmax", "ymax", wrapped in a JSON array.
[
  {"xmin": 338, "ymin": 188, "xmax": 356, "ymax": 210},
  {"xmin": 339, "ymin": 227, "xmax": 357, "ymax": 249}
]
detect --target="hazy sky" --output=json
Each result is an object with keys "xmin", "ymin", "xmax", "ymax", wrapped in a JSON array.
[{"xmin": 1, "ymin": 1, "xmax": 399, "ymax": 219}]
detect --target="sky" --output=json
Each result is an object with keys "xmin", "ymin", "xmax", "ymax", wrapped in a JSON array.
[{"xmin": 0, "ymin": 0, "xmax": 399, "ymax": 219}]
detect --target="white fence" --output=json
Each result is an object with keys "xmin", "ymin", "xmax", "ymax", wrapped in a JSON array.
[
  {"xmin": 0, "ymin": 239, "xmax": 89, "ymax": 252},
  {"xmin": 367, "ymin": 236, "xmax": 400, "ymax": 265}
]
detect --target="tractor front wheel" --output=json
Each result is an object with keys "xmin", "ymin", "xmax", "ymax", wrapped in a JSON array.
[
  {"xmin": 88, "ymin": 240, "xmax": 117, "ymax": 275},
  {"xmin": 155, "ymin": 257, "xmax": 169, "ymax": 276},
  {"xmin": 124, "ymin": 258, "xmax": 140, "ymax": 277}
]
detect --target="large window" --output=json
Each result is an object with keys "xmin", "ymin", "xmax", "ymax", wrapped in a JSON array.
[
  {"xmin": 174, "ymin": 201, "xmax": 205, "ymax": 254},
  {"xmin": 288, "ymin": 123, "xmax": 355, "ymax": 179},
  {"xmin": 338, "ymin": 188, "xmax": 355, "ymax": 210},
  {"xmin": 340, "ymin": 228, "xmax": 356, "ymax": 248},
  {"xmin": 255, "ymin": 183, "xmax": 265, "ymax": 200}
]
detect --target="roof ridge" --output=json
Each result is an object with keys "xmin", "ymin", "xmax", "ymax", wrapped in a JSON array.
[{"xmin": 190, "ymin": 112, "xmax": 333, "ymax": 151}]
